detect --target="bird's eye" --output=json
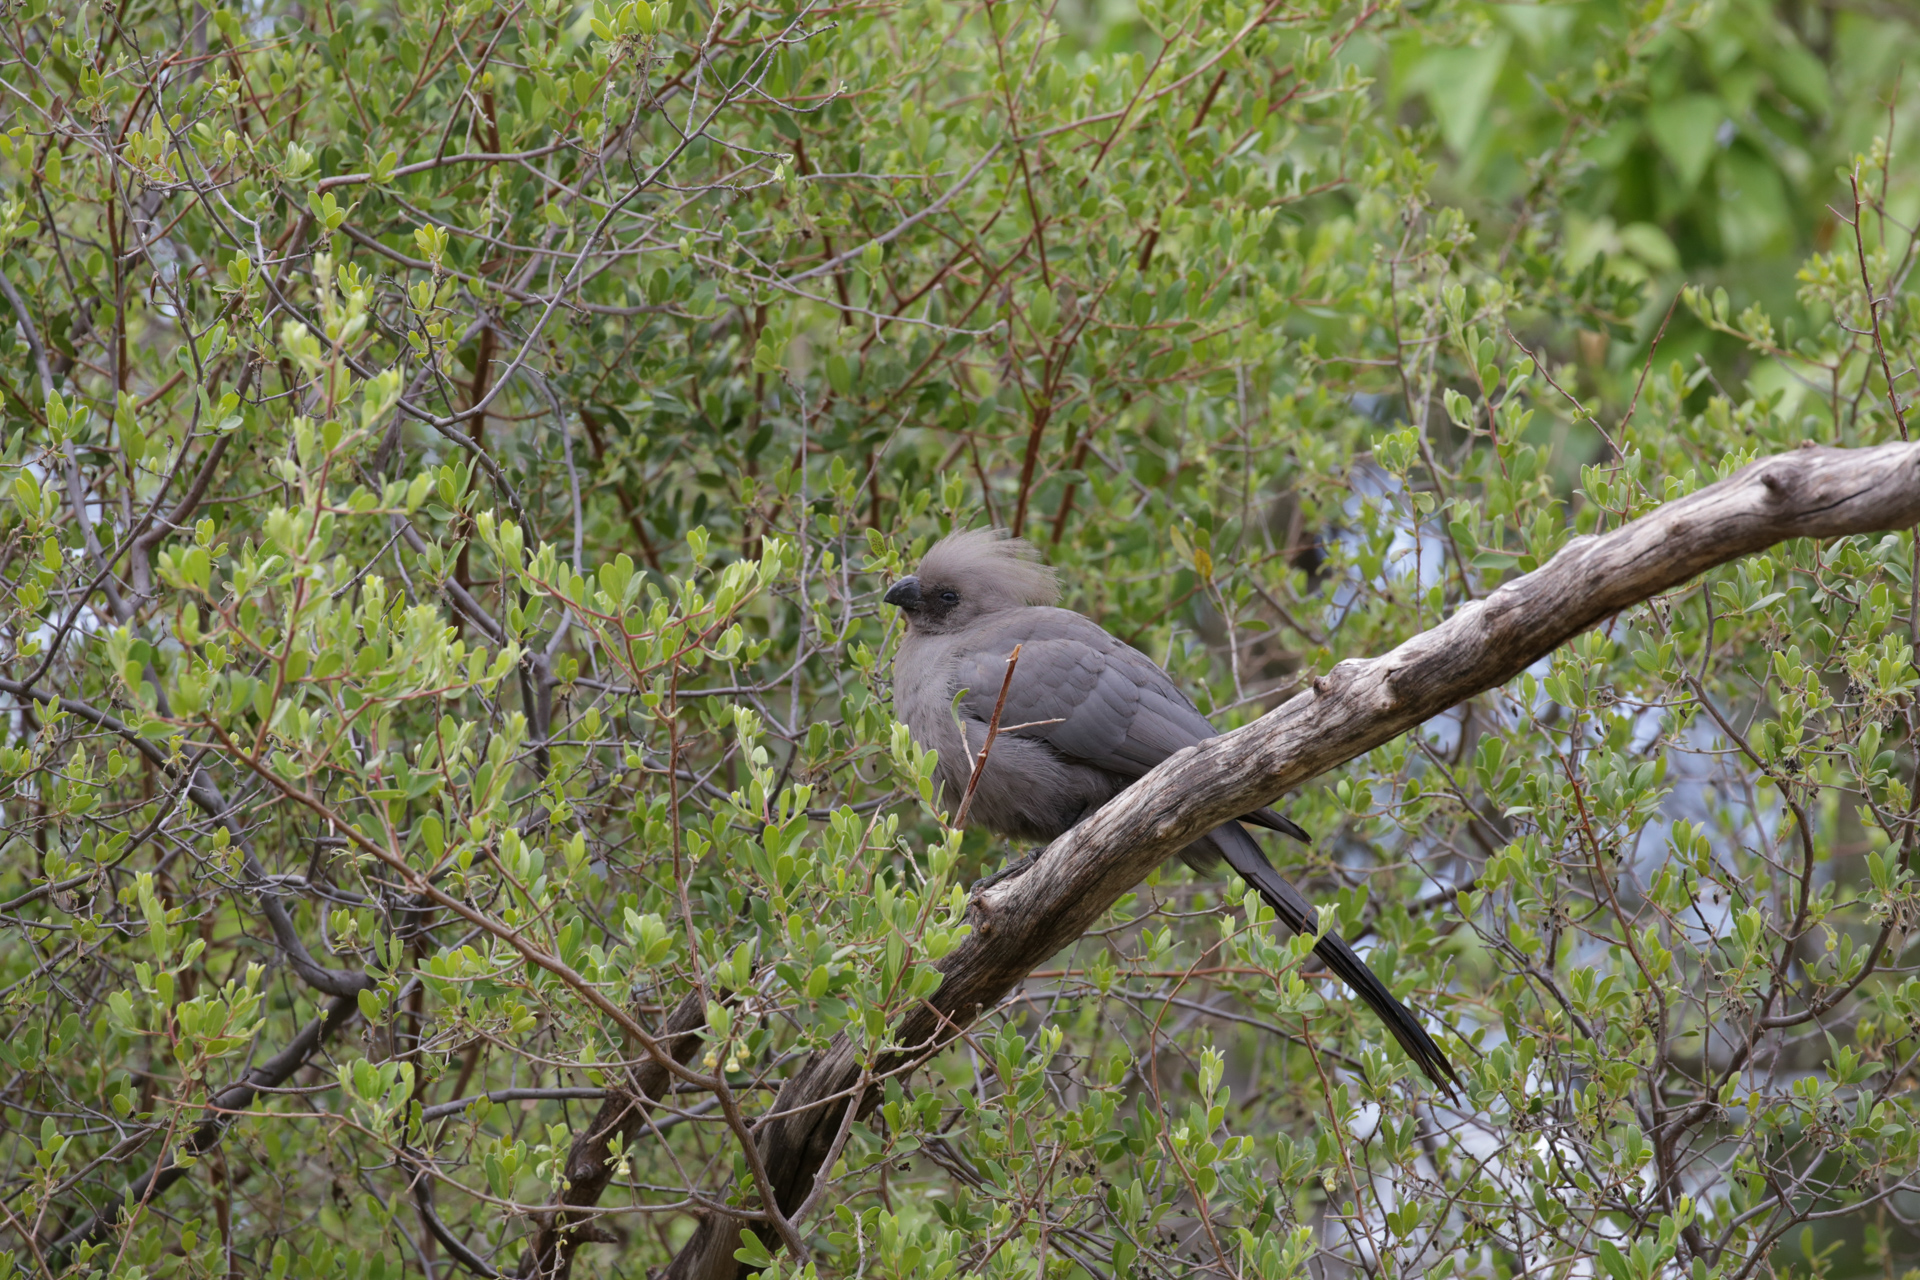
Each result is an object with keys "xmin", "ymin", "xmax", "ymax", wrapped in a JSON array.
[{"xmin": 940, "ymin": 590, "xmax": 959, "ymax": 604}]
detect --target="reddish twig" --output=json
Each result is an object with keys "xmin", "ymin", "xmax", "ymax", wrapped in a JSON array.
[
  {"xmin": 1848, "ymin": 170, "xmax": 1910, "ymax": 440},
  {"xmin": 953, "ymin": 643, "xmax": 1021, "ymax": 828}
]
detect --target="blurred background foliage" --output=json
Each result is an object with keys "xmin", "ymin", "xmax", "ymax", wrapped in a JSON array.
[
  {"xmin": 1388, "ymin": 0, "xmax": 1917, "ymax": 397},
  {"xmin": 1, "ymin": 0, "xmax": 1918, "ymax": 1275}
]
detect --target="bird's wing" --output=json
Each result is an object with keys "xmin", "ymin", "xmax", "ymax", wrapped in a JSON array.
[
  {"xmin": 949, "ymin": 610, "xmax": 1314, "ymax": 843},
  {"xmin": 950, "ymin": 610, "xmax": 1217, "ymax": 779}
]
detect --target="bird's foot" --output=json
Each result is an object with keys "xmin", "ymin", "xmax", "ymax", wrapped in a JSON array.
[{"xmin": 970, "ymin": 853, "xmax": 1035, "ymax": 894}]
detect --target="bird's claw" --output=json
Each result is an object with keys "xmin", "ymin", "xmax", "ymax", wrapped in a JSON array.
[{"xmin": 969, "ymin": 853, "xmax": 1035, "ymax": 894}]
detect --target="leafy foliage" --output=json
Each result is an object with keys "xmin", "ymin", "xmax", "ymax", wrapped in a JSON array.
[{"xmin": 0, "ymin": 0, "xmax": 1917, "ymax": 1275}]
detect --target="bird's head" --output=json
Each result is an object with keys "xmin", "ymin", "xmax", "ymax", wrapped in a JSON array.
[{"xmin": 883, "ymin": 529, "xmax": 1058, "ymax": 635}]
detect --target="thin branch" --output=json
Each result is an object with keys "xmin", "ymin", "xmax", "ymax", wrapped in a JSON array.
[
  {"xmin": 953, "ymin": 643, "xmax": 1021, "ymax": 828},
  {"xmin": 1848, "ymin": 169, "xmax": 1911, "ymax": 440}
]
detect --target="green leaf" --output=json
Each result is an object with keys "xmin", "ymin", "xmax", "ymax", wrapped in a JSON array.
[
  {"xmin": 1408, "ymin": 35, "xmax": 1510, "ymax": 154},
  {"xmin": 1646, "ymin": 93, "xmax": 1722, "ymax": 189},
  {"xmin": 825, "ymin": 353, "xmax": 853, "ymax": 396},
  {"xmin": 1715, "ymin": 147, "xmax": 1791, "ymax": 257},
  {"xmin": 733, "ymin": 1232, "xmax": 773, "ymax": 1267}
]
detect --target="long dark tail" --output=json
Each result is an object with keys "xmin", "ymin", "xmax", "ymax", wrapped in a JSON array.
[
  {"xmin": 1200, "ymin": 822, "xmax": 1462, "ymax": 1097},
  {"xmin": 1245, "ymin": 805, "xmax": 1312, "ymax": 843}
]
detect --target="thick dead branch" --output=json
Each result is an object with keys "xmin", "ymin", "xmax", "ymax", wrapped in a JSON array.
[
  {"xmin": 516, "ymin": 990, "xmax": 711, "ymax": 1278},
  {"xmin": 665, "ymin": 439, "xmax": 1920, "ymax": 1279}
]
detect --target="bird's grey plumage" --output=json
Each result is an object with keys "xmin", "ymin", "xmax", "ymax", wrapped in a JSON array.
[{"xmin": 886, "ymin": 529, "xmax": 1459, "ymax": 1094}]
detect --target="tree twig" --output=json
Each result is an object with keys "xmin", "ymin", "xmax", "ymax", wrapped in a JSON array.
[{"xmin": 953, "ymin": 643, "xmax": 1021, "ymax": 829}]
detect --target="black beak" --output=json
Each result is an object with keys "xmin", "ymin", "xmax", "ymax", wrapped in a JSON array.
[{"xmin": 883, "ymin": 576, "xmax": 921, "ymax": 609}]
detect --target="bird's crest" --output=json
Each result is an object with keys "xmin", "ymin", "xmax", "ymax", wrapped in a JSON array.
[{"xmin": 917, "ymin": 528, "xmax": 1059, "ymax": 608}]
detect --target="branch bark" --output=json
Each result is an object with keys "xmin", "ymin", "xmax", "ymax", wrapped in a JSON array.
[
  {"xmin": 665, "ymin": 439, "xmax": 1920, "ymax": 1279},
  {"xmin": 515, "ymin": 991, "xmax": 711, "ymax": 1279}
]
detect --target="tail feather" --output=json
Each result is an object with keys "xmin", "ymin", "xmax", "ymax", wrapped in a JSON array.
[
  {"xmin": 1199, "ymin": 823, "xmax": 1461, "ymax": 1097},
  {"xmin": 1245, "ymin": 806, "xmax": 1312, "ymax": 844}
]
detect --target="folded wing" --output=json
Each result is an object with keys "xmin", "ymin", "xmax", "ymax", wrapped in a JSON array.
[{"xmin": 952, "ymin": 611, "xmax": 1307, "ymax": 840}]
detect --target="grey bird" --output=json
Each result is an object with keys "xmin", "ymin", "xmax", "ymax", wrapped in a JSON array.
[{"xmin": 884, "ymin": 529, "xmax": 1460, "ymax": 1094}]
